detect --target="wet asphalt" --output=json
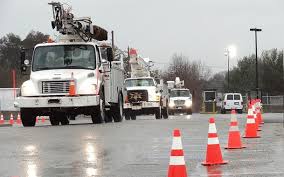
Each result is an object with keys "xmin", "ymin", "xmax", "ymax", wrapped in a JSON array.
[{"xmin": 0, "ymin": 113, "xmax": 283, "ymax": 177}]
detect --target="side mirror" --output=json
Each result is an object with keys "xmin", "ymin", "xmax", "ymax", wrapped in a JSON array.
[
  {"xmin": 106, "ymin": 47, "xmax": 113, "ymax": 62},
  {"xmin": 20, "ymin": 49, "xmax": 30, "ymax": 73}
]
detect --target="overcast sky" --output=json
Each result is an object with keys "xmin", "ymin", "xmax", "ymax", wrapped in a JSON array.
[{"xmin": 1, "ymin": 0, "xmax": 283, "ymax": 73}]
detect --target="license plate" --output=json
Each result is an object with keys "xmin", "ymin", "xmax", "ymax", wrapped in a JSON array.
[
  {"xmin": 178, "ymin": 107, "xmax": 182, "ymax": 109},
  {"xmin": 132, "ymin": 106, "xmax": 142, "ymax": 110},
  {"xmin": 234, "ymin": 102, "xmax": 239, "ymax": 105}
]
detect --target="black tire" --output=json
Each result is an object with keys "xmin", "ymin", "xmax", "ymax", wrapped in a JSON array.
[
  {"xmin": 130, "ymin": 111, "xmax": 136, "ymax": 120},
  {"xmin": 105, "ymin": 110, "xmax": 113, "ymax": 123},
  {"xmin": 221, "ymin": 109, "xmax": 226, "ymax": 114},
  {"xmin": 68, "ymin": 115, "xmax": 76, "ymax": 120},
  {"xmin": 50, "ymin": 115, "xmax": 60, "ymax": 126},
  {"xmin": 59, "ymin": 114, "xmax": 69, "ymax": 125},
  {"xmin": 112, "ymin": 93, "xmax": 123, "ymax": 122},
  {"xmin": 162, "ymin": 106, "xmax": 169, "ymax": 119},
  {"xmin": 237, "ymin": 109, "xmax": 243, "ymax": 114},
  {"xmin": 125, "ymin": 110, "xmax": 131, "ymax": 120},
  {"xmin": 155, "ymin": 107, "xmax": 162, "ymax": 119},
  {"xmin": 187, "ymin": 108, "xmax": 192, "ymax": 115},
  {"xmin": 91, "ymin": 90, "xmax": 105, "ymax": 124},
  {"xmin": 20, "ymin": 108, "xmax": 36, "ymax": 127}
]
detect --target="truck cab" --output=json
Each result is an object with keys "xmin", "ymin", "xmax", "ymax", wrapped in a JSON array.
[
  {"xmin": 123, "ymin": 77, "xmax": 168, "ymax": 120},
  {"xmin": 168, "ymin": 88, "xmax": 193, "ymax": 115}
]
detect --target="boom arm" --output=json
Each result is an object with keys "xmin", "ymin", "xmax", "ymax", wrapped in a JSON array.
[
  {"xmin": 129, "ymin": 48, "xmax": 152, "ymax": 78},
  {"xmin": 48, "ymin": 2, "xmax": 108, "ymax": 42}
]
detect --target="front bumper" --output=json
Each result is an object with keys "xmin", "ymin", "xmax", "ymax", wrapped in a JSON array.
[
  {"xmin": 169, "ymin": 105, "xmax": 192, "ymax": 111},
  {"xmin": 124, "ymin": 101, "xmax": 160, "ymax": 110},
  {"xmin": 14, "ymin": 95, "xmax": 100, "ymax": 108}
]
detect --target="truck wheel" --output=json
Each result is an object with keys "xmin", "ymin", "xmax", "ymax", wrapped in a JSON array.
[
  {"xmin": 112, "ymin": 93, "xmax": 123, "ymax": 122},
  {"xmin": 21, "ymin": 109, "xmax": 36, "ymax": 127},
  {"xmin": 50, "ymin": 115, "xmax": 60, "ymax": 126},
  {"xmin": 105, "ymin": 110, "xmax": 113, "ymax": 123},
  {"xmin": 91, "ymin": 91, "xmax": 105, "ymax": 124},
  {"xmin": 67, "ymin": 115, "xmax": 76, "ymax": 120},
  {"xmin": 60, "ymin": 114, "xmax": 69, "ymax": 125},
  {"xmin": 130, "ymin": 111, "xmax": 136, "ymax": 120},
  {"xmin": 125, "ymin": 110, "xmax": 131, "ymax": 120},
  {"xmin": 187, "ymin": 109, "xmax": 192, "ymax": 115},
  {"xmin": 155, "ymin": 107, "xmax": 162, "ymax": 119},
  {"xmin": 162, "ymin": 106, "xmax": 169, "ymax": 119}
]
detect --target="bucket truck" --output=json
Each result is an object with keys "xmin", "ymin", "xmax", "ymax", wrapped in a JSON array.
[
  {"xmin": 14, "ymin": 2, "xmax": 125, "ymax": 126},
  {"xmin": 167, "ymin": 77, "xmax": 193, "ymax": 115},
  {"xmin": 123, "ymin": 49, "xmax": 169, "ymax": 120}
]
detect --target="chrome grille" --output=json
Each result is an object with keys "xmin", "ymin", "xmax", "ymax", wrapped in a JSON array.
[
  {"xmin": 42, "ymin": 81, "xmax": 70, "ymax": 94},
  {"xmin": 174, "ymin": 100, "xmax": 185, "ymax": 106}
]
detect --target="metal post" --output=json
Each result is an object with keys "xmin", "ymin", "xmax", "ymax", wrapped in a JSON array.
[
  {"xmin": 111, "ymin": 31, "xmax": 114, "ymax": 49},
  {"xmin": 227, "ymin": 53, "xmax": 230, "ymax": 92},
  {"xmin": 255, "ymin": 31, "xmax": 259, "ymax": 98},
  {"xmin": 250, "ymin": 28, "xmax": 262, "ymax": 99}
]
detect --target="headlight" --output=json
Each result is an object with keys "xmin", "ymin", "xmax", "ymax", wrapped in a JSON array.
[
  {"xmin": 156, "ymin": 95, "xmax": 160, "ymax": 101},
  {"xmin": 185, "ymin": 100, "xmax": 192, "ymax": 107},
  {"xmin": 169, "ymin": 101, "xmax": 175, "ymax": 108}
]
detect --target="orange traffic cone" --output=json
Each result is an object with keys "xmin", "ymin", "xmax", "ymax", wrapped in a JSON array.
[
  {"xmin": 259, "ymin": 111, "xmax": 264, "ymax": 124},
  {"xmin": 69, "ymin": 73, "xmax": 76, "ymax": 96},
  {"xmin": 168, "ymin": 129, "xmax": 187, "ymax": 177},
  {"xmin": 225, "ymin": 110, "xmax": 246, "ymax": 149},
  {"xmin": 243, "ymin": 105, "xmax": 260, "ymax": 138},
  {"xmin": 9, "ymin": 114, "xmax": 14, "ymax": 125},
  {"xmin": 202, "ymin": 117, "xmax": 228, "ymax": 166},
  {"xmin": 41, "ymin": 116, "xmax": 45, "ymax": 123},
  {"xmin": 0, "ymin": 114, "xmax": 4, "ymax": 124},
  {"xmin": 16, "ymin": 113, "xmax": 22, "ymax": 125},
  {"xmin": 255, "ymin": 108, "xmax": 262, "ymax": 131}
]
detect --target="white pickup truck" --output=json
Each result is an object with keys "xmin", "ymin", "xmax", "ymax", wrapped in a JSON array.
[
  {"xmin": 123, "ymin": 77, "xmax": 169, "ymax": 120},
  {"xmin": 14, "ymin": 2, "xmax": 124, "ymax": 126}
]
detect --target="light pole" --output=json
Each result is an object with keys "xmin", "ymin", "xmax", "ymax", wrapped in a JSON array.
[
  {"xmin": 225, "ymin": 49, "xmax": 230, "ymax": 91},
  {"xmin": 250, "ymin": 28, "xmax": 262, "ymax": 99}
]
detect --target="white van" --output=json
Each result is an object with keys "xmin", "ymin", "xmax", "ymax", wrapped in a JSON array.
[{"xmin": 221, "ymin": 93, "xmax": 243, "ymax": 114}]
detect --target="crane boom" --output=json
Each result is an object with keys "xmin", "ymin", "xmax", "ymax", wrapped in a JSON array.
[{"xmin": 48, "ymin": 1, "xmax": 108, "ymax": 42}]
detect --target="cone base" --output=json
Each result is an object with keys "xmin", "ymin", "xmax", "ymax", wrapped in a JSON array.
[
  {"xmin": 202, "ymin": 160, "xmax": 228, "ymax": 166},
  {"xmin": 225, "ymin": 145, "xmax": 246, "ymax": 149},
  {"xmin": 243, "ymin": 136, "xmax": 260, "ymax": 138}
]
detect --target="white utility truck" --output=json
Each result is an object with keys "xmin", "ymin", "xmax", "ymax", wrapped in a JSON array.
[
  {"xmin": 167, "ymin": 77, "xmax": 193, "ymax": 115},
  {"xmin": 14, "ymin": 2, "xmax": 124, "ymax": 126},
  {"xmin": 123, "ymin": 49, "xmax": 169, "ymax": 120}
]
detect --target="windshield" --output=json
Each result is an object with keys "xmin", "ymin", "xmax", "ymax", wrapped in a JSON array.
[
  {"xmin": 170, "ymin": 90, "xmax": 191, "ymax": 97},
  {"xmin": 125, "ymin": 79, "xmax": 155, "ymax": 87},
  {"xmin": 32, "ymin": 45, "xmax": 96, "ymax": 71}
]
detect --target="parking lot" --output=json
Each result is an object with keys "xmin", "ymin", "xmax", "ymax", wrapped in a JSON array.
[{"xmin": 0, "ymin": 113, "xmax": 283, "ymax": 177}]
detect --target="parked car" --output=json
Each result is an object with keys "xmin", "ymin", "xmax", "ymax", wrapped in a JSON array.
[{"xmin": 221, "ymin": 93, "xmax": 243, "ymax": 114}]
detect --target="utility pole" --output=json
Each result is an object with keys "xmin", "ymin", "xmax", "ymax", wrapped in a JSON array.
[
  {"xmin": 250, "ymin": 28, "xmax": 262, "ymax": 99},
  {"xmin": 225, "ymin": 49, "xmax": 230, "ymax": 92}
]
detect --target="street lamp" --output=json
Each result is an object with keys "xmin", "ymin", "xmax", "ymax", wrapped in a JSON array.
[
  {"xmin": 224, "ymin": 49, "xmax": 230, "ymax": 91},
  {"xmin": 224, "ymin": 45, "xmax": 237, "ymax": 92},
  {"xmin": 250, "ymin": 28, "xmax": 262, "ymax": 99}
]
